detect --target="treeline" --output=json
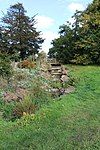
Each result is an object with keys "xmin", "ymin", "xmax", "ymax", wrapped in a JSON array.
[
  {"xmin": 48, "ymin": 0, "xmax": 100, "ymax": 65},
  {"xmin": 0, "ymin": 3, "xmax": 44, "ymax": 61}
]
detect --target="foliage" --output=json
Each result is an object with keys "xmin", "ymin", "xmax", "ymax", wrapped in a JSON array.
[
  {"xmin": 0, "ymin": 53, "xmax": 13, "ymax": 79},
  {"xmin": 48, "ymin": 0, "xmax": 100, "ymax": 65},
  {"xmin": 71, "ymin": 54, "xmax": 92, "ymax": 65},
  {"xmin": 74, "ymin": 0, "xmax": 100, "ymax": 64},
  {"xmin": 2, "ymin": 101, "xmax": 16, "ymax": 121},
  {"xmin": 1, "ymin": 94, "xmax": 31, "ymax": 121},
  {"xmin": 0, "ymin": 67, "xmax": 52, "ymax": 121},
  {"xmin": 13, "ymin": 67, "xmax": 52, "ymax": 104},
  {"xmin": 29, "ymin": 75, "xmax": 52, "ymax": 107},
  {"xmin": 17, "ymin": 59, "xmax": 36, "ymax": 69},
  {"xmin": 50, "ymin": 80, "xmax": 62, "ymax": 89},
  {"xmin": 12, "ymin": 96, "xmax": 36, "ymax": 120},
  {"xmin": 0, "ymin": 65, "xmax": 100, "ymax": 149},
  {"xmin": 48, "ymin": 22, "xmax": 75, "ymax": 64},
  {"xmin": 0, "ymin": 3, "xmax": 44, "ymax": 60}
]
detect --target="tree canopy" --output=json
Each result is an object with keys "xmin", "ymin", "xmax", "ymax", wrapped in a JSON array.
[
  {"xmin": 48, "ymin": 0, "xmax": 100, "ymax": 65},
  {"xmin": 0, "ymin": 3, "xmax": 44, "ymax": 60}
]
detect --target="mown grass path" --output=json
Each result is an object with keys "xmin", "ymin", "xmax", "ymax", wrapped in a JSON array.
[{"xmin": 0, "ymin": 65, "xmax": 100, "ymax": 150}]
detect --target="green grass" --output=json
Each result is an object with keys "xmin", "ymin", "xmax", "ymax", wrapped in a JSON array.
[{"xmin": 0, "ymin": 65, "xmax": 100, "ymax": 150}]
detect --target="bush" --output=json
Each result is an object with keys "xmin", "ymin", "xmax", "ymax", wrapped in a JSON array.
[
  {"xmin": 0, "ymin": 63, "xmax": 52, "ymax": 121},
  {"xmin": 0, "ymin": 53, "xmax": 13, "ymax": 79},
  {"xmin": 1, "ymin": 95, "xmax": 37, "ymax": 121},
  {"xmin": 17, "ymin": 59, "xmax": 35, "ymax": 69},
  {"xmin": 71, "ymin": 54, "xmax": 92, "ymax": 65},
  {"xmin": 12, "ymin": 95, "xmax": 36, "ymax": 120},
  {"xmin": 30, "ymin": 76, "xmax": 52, "ymax": 107}
]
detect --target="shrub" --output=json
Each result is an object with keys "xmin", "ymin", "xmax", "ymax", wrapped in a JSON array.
[
  {"xmin": 17, "ymin": 59, "xmax": 35, "ymax": 69},
  {"xmin": 71, "ymin": 54, "xmax": 92, "ymax": 65},
  {"xmin": 50, "ymin": 80, "xmax": 62, "ymax": 89},
  {"xmin": 0, "ymin": 53, "xmax": 13, "ymax": 79},
  {"xmin": 30, "ymin": 76, "xmax": 52, "ymax": 107},
  {"xmin": 13, "ymin": 70, "xmax": 28, "ymax": 81},
  {"xmin": 12, "ymin": 95, "xmax": 36, "ymax": 120},
  {"xmin": 1, "ymin": 95, "xmax": 36, "ymax": 121}
]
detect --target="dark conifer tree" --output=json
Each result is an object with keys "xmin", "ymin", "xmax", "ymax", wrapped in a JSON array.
[{"xmin": 1, "ymin": 3, "xmax": 44, "ymax": 60}]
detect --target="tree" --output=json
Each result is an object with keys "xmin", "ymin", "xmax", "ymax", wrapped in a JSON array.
[
  {"xmin": 48, "ymin": 22, "xmax": 75, "ymax": 64},
  {"xmin": 0, "ymin": 3, "xmax": 44, "ymax": 60},
  {"xmin": 74, "ymin": 0, "xmax": 100, "ymax": 64},
  {"xmin": 48, "ymin": 11, "xmax": 82, "ymax": 64},
  {"xmin": 48, "ymin": 0, "xmax": 100, "ymax": 65}
]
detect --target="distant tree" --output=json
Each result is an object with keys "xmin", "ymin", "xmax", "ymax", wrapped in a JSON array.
[
  {"xmin": 48, "ymin": 0, "xmax": 100, "ymax": 65},
  {"xmin": 48, "ymin": 12, "xmax": 82, "ymax": 64},
  {"xmin": 0, "ymin": 3, "xmax": 44, "ymax": 60},
  {"xmin": 48, "ymin": 22, "xmax": 75, "ymax": 63},
  {"xmin": 75, "ymin": 0, "xmax": 100, "ymax": 64}
]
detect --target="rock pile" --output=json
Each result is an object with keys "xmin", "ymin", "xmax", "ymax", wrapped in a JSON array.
[{"xmin": 48, "ymin": 62, "xmax": 75, "ymax": 97}]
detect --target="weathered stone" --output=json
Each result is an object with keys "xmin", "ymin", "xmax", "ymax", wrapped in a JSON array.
[
  {"xmin": 3, "ymin": 92, "xmax": 18, "ymax": 102},
  {"xmin": 64, "ymin": 86, "xmax": 75, "ymax": 94},
  {"xmin": 61, "ymin": 65, "xmax": 68, "ymax": 75},
  {"xmin": 60, "ymin": 75, "xmax": 69, "ymax": 82},
  {"xmin": 3, "ymin": 88, "xmax": 29, "ymax": 102}
]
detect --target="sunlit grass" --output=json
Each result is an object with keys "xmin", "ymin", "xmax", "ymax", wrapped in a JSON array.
[{"xmin": 0, "ymin": 65, "xmax": 100, "ymax": 150}]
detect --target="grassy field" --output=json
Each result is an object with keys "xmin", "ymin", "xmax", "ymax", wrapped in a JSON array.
[{"xmin": 0, "ymin": 65, "xmax": 100, "ymax": 150}]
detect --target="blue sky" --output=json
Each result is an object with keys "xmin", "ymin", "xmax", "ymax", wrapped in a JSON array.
[{"xmin": 0, "ymin": 0, "xmax": 93, "ymax": 53}]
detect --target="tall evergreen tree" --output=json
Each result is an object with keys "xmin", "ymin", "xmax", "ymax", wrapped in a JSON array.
[{"xmin": 0, "ymin": 3, "xmax": 44, "ymax": 60}]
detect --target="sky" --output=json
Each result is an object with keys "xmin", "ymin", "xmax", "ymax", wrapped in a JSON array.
[{"xmin": 0, "ymin": 0, "xmax": 93, "ymax": 53}]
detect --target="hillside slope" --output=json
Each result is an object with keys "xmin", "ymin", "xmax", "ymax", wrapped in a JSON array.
[{"xmin": 0, "ymin": 65, "xmax": 100, "ymax": 150}]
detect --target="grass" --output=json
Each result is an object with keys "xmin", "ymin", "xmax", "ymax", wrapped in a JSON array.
[{"xmin": 0, "ymin": 65, "xmax": 100, "ymax": 150}]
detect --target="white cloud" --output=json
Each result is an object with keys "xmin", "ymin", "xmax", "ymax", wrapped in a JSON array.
[
  {"xmin": 41, "ymin": 31, "xmax": 59, "ymax": 53},
  {"xmin": 34, "ymin": 15, "xmax": 57, "ymax": 53},
  {"xmin": 68, "ymin": 2, "xmax": 85, "ymax": 12},
  {"xmin": 35, "ymin": 15, "xmax": 55, "ymax": 29}
]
